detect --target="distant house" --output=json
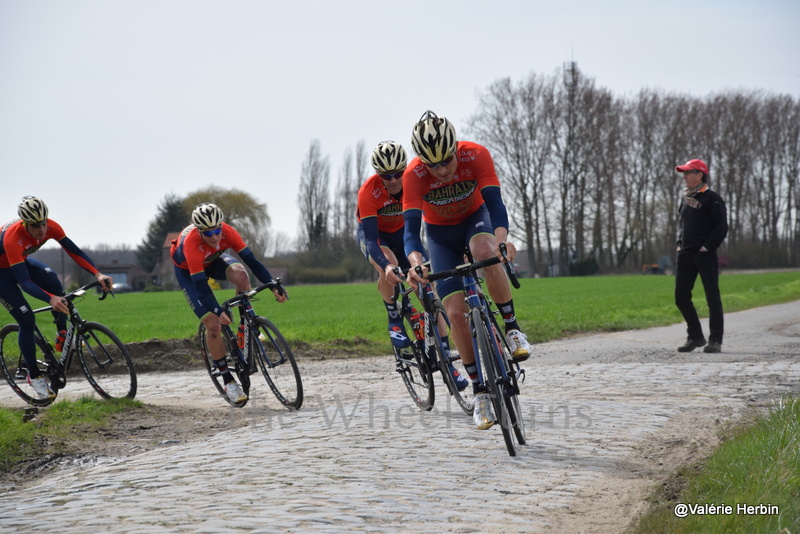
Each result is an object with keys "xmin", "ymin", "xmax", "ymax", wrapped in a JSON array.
[
  {"xmin": 97, "ymin": 260, "xmax": 150, "ymax": 291},
  {"xmin": 151, "ymin": 232, "xmax": 181, "ymax": 290}
]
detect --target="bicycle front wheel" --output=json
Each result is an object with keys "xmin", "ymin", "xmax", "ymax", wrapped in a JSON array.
[
  {"xmin": 251, "ymin": 317, "xmax": 303, "ymax": 410},
  {"xmin": 77, "ymin": 322, "xmax": 137, "ymax": 400},
  {"xmin": 489, "ymin": 312, "xmax": 527, "ymax": 445},
  {"xmin": 473, "ymin": 308, "xmax": 517, "ymax": 456},
  {"xmin": 394, "ymin": 311, "xmax": 434, "ymax": 411},
  {"xmin": 0, "ymin": 324, "xmax": 58, "ymax": 406}
]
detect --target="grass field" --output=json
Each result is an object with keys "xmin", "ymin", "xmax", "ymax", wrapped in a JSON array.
[{"xmin": 44, "ymin": 270, "xmax": 800, "ymax": 354}]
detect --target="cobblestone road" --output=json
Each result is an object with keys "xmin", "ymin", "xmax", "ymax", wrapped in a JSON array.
[{"xmin": 1, "ymin": 301, "xmax": 798, "ymax": 533}]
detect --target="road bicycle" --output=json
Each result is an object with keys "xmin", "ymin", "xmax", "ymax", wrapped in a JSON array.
[
  {"xmin": 428, "ymin": 244, "xmax": 527, "ymax": 456},
  {"xmin": 391, "ymin": 266, "xmax": 475, "ymax": 415},
  {"xmin": 198, "ymin": 279, "xmax": 303, "ymax": 410},
  {"xmin": 0, "ymin": 281, "xmax": 137, "ymax": 407}
]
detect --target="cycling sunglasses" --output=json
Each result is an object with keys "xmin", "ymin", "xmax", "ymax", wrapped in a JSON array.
[
  {"xmin": 424, "ymin": 155, "xmax": 455, "ymax": 169},
  {"xmin": 379, "ymin": 171, "xmax": 404, "ymax": 181},
  {"xmin": 202, "ymin": 227, "xmax": 222, "ymax": 237}
]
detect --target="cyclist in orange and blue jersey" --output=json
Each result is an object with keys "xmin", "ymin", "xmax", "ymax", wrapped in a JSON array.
[
  {"xmin": 403, "ymin": 110, "xmax": 531, "ymax": 429},
  {"xmin": 0, "ymin": 196, "xmax": 113, "ymax": 400},
  {"xmin": 356, "ymin": 141, "xmax": 414, "ymax": 348},
  {"xmin": 170, "ymin": 202, "xmax": 285, "ymax": 405}
]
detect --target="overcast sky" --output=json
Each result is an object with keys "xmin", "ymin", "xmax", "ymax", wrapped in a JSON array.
[{"xmin": 1, "ymin": 0, "xmax": 798, "ymax": 252}]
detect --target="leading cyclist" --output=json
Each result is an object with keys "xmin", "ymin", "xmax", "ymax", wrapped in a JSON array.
[{"xmin": 403, "ymin": 110, "xmax": 531, "ymax": 429}]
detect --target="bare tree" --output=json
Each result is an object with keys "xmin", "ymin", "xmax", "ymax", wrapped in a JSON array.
[
  {"xmin": 183, "ymin": 186, "xmax": 271, "ymax": 261},
  {"xmin": 297, "ymin": 140, "xmax": 331, "ymax": 248}
]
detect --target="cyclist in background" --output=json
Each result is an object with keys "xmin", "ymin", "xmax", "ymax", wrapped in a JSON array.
[
  {"xmin": 0, "ymin": 196, "xmax": 113, "ymax": 400},
  {"xmin": 356, "ymin": 141, "xmax": 415, "ymax": 348},
  {"xmin": 171, "ymin": 202, "xmax": 285, "ymax": 405},
  {"xmin": 404, "ymin": 110, "xmax": 532, "ymax": 429},
  {"xmin": 357, "ymin": 141, "xmax": 467, "ymax": 390}
]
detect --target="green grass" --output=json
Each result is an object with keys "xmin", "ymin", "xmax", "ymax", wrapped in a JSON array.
[
  {"xmin": 0, "ymin": 396, "xmax": 142, "ymax": 472},
  {"xmin": 63, "ymin": 271, "xmax": 800, "ymax": 353},
  {"xmin": 634, "ymin": 395, "xmax": 800, "ymax": 533}
]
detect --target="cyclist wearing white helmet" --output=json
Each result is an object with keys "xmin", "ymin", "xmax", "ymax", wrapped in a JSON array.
[
  {"xmin": 404, "ymin": 110, "xmax": 532, "ymax": 429},
  {"xmin": 0, "ymin": 196, "xmax": 113, "ymax": 400},
  {"xmin": 170, "ymin": 202, "xmax": 286, "ymax": 405},
  {"xmin": 356, "ymin": 141, "xmax": 414, "ymax": 347}
]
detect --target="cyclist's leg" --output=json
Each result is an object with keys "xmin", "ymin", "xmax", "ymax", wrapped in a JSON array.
[
  {"xmin": 426, "ymin": 220, "xmax": 474, "ymax": 379},
  {"xmin": 359, "ymin": 226, "xmax": 412, "ymax": 348},
  {"xmin": 26, "ymin": 258, "xmax": 67, "ymax": 334},
  {"xmin": 176, "ymin": 265, "xmax": 237, "ymax": 380},
  {"xmin": 467, "ymin": 208, "xmax": 531, "ymax": 359},
  {"xmin": 0, "ymin": 272, "xmax": 40, "ymax": 375},
  {"xmin": 214, "ymin": 254, "xmax": 251, "ymax": 293}
]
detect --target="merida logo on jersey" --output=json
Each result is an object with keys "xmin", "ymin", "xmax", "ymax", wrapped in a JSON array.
[
  {"xmin": 424, "ymin": 180, "xmax": 477, "ymax": 206},
  {"xmin": 377, "ymin": 203, "xmax": 402, "ymax": 217},
  {"xmin": 23, "ymin": 244, "xmax": 43, "ymax": 256}
]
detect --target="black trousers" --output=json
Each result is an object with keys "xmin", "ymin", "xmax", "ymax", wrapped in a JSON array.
[{"xmin": 675, "ymin": 249, "xmax": 724, "ymax": 343}]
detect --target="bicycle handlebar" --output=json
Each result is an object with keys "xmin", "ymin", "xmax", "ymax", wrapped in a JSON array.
[
  {"xmin": 426, "ymin": 243, "xmax": 520, "ymax": 288},
  {"xmin": 220, "ymin": 278, "xmax": 288, "ymax": 310}
]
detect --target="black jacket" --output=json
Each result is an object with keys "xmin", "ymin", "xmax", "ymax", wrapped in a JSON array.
[{"xmin": 677, "ymin": 188, "xmax": 729, "ymax": 252}]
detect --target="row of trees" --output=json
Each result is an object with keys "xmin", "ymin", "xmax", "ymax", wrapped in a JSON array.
[
  {"xmin": 468, "ymin": 64, "xmax": 800, "ymax": 275},
  {"xmin": 138, "ymin": 65, "xmax": 799, "ymax": 284}
]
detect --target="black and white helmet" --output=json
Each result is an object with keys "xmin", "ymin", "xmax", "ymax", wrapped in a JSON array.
[
  {"xmin": 191, "ymin": 203, "xmax": 224, "ymax": 230},
  {"xmin": 410, "ymin": 110, "xmax": 457, "ymax": 165},
  {"xmin": 18, "ymin": 196, "xmax": 49, "ymax": 224},
  {"xmin": 371, "ymin": 140, "xmax": 407, "ymax": 175}
]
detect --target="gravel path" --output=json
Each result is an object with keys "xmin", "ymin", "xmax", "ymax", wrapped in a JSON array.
[{"xmin": 1, "ymin": 300, "xmax": 798, "ymax": 533}]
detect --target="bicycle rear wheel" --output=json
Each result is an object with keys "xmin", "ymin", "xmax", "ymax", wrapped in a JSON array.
[
  {"xmin": 393, "ymin": 311, "xmax": 434, "ymax": 411},
  {"xmin": 428, "ymin": 301, "xmax": 472, "ymax": 415},
  {"xmin": 473, "ymin": 308, "xmax": 517, "ymax": 456},
  {"xmin": 0, "ymin": 324, "xmax": 58, "ymax": 406},
  {"xmin": 251, "ymin": 317, "xmax": 303, "ymax": 410},
  {"xmin": 77, "ymin": 322, "xmax": 137, "ymax": 400},
  {"xmin": 198, "ymin": 324, "xmax": 248, "ymax": 407}
]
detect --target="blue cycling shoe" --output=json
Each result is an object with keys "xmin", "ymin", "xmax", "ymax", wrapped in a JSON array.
[
  {"xmin": 448, "ymin": 364, "xmax": 469, "ymax": 391},
  {"xmin": 388, "ymin": 323, "xmax": 412, "ymax": 349}
]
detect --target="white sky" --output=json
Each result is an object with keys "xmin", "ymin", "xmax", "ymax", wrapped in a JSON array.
[{"xmin": 2, "ymin": 0, "xmax": 798, "ymax": 251}]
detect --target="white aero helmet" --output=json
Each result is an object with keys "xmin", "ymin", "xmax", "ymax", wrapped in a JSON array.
[
  {"xmin": 371, "ymin": 140, "xmax": 407, "ymax": 175},
  {"xmin": 18, "ymin": 196, "xmax": 49, "ymax": 224},
  {"xmin": 192, "ymin": 203, "xmax": 224, "ymax": 230},
  {"xmin": 411, "ymin": 110, "xmax": 457, "ymax": 165}
]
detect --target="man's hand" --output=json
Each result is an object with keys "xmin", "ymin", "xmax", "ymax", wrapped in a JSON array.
[
  {"xmin": 273, "ymin": 288, "xmax": 288, "ymax": 303},
  {"xmin": 384, "ymin": 265, "xmax": 404, "ymax": 285},
  {"xmin": 95, "ymin": 272, "xmax": 113, "ymax": 292},
  {"xmin": 497, "ymin": 241, "xmax": 517, "ymax": 262},
  {"xmin": 49, "ymin": 295, "xmax": 69, "ymax": 315}
]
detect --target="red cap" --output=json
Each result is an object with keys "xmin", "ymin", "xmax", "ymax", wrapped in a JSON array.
[{"xmin": 675, "ymin": 159, "xmax": 709, "ymax": 174}]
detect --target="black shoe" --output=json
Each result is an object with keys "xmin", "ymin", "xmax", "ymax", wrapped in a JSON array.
[
  {"xmin": 677, "ymin": 337, "xmax": 707, "ymax": 352},
  {"xmin": 703, "ymin": 341, "xmax": 722, "ymax": 353}
]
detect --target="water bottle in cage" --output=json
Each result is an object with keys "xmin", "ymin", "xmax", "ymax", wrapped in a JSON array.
[
  {"xmin": 237, "ymin": 323, "xmax": 245, "ymax": 349},
  {"xmin": 410, "ymin": 310, "xmax": 425, "ymax": 341}
]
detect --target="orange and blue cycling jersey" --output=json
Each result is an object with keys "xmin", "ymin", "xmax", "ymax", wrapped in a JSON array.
[
  {"xmin": 356, "ymin": 173, "xmax": 405, "ymax": 234},
  {"xmin": 356, "ymin": 173, "xmax": 407, "ymax": 270},
  {"xmin": 402, "ymin": 141, "xmax": 503, "ymax": 226},
  {"xmin": 0, "ymin": 218, "xmax": 98, "ymax": 302},
  {"xmin": 170, "ymin": 223, "xmax": 273, "ymax": 319},
  {"xmin": 170, "ymin": 222, "xmax": 249, "ymax": 279},
  {"xmin": 403, "ymin": 141, "xmax": 509, "ymax": 258}
]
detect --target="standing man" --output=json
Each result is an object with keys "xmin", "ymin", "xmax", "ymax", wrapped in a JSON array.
[
  {"xmin": 404, "ymin": 110, "xmax": 531, "ymax": 429},
  {"xmin": 674, "ymin": 159, "xmax": 729, "ymax": 353},
  {"xmin": 0, "ymin": 196, "xmax": 113, "ymax": 400}
]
